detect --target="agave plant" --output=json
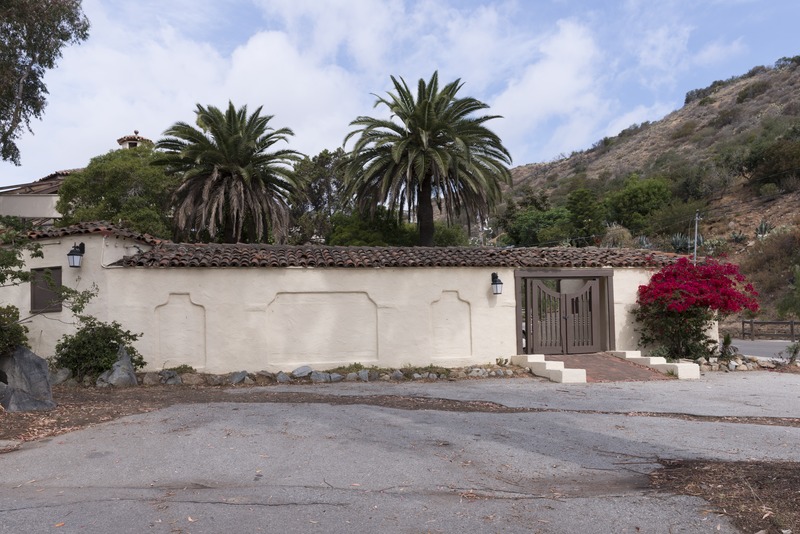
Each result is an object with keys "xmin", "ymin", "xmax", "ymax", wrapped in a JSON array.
[
  {"xmin": 671, "ymin": 233, "xmax": 691, "ymax": 253},
  {"xmin": 730, "ymin": 230, "xmax": 747, "ymax": 244},
  {"xmin": 755, "ymin": 219, "xmax": 775, "ymax": 240}
]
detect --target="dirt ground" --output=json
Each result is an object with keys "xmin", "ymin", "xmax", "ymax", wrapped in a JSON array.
[{"xmin": 2, "ymin": 373, "xmax": 799, "ymax": 534}]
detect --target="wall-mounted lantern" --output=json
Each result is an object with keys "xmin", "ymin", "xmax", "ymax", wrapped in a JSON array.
[
  {"xmin": 67, "ymin": 242, "xmax": 85, "ymax": 268},
  {"xmin": 491, "ymin": 272, "xmax": 503, "ymax": 295}
]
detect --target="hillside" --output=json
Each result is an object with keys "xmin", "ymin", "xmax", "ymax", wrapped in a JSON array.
[{"xmin": 502, "ymin": 56, "xmax": 800, "ymax": 319}]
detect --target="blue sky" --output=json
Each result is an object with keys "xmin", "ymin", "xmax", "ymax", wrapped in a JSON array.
[{"xmin": 1, "ymin": 0, "xmax": 798, "ymax": 186}]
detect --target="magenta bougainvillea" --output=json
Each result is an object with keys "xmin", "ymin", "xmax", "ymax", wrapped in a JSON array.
[
  {"xmin": 637, "ymin": 257, "xmax": 759, "ymax": 314},
  {"xmin": 635, "ymin": 258, "xmax": 759, "ymax": 360}
]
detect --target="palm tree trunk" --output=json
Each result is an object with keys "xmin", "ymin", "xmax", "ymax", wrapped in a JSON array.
[{"xmin": 418, "ymin": 178, "xmax": 435, "ymax": 246}]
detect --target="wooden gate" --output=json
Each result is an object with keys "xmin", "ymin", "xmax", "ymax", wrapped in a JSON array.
[{"xmin": 521, "ymin": 278, "xmax": 602, "ymax": 355}]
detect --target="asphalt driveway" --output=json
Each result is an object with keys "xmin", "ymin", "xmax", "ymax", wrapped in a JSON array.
[{"xmin": 1, "ymin": 372, "xmax": 799, "ymax": 533}]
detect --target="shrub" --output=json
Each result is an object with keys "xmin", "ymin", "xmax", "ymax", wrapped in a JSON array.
[
  {"xmin": 740, "ymin": 227, "xmax": 800, "ymax": 295},
  {"xmin": 433, "ymin": 224, "xmax": 469, "ymax": 246},
  {"xmin": 758, "ymin": 183, "xmax": 781, "ymax": 197},
  {"xmin": 601, "ymin": 224, "xmax": 633, "ymax": 248},
  {"xmin": 0, "ymin": 305, "xmax": 29, "ymax": 356},
  {"xmin": 53, "ymin": 317, "xmax": 143, "ymax": 380},
  {"xmin": 671, "ymin": 120, "xmax": 698, "ymax": 140},
  {"xmin": 709, "ymin": 108, "xmax": 740, "ymax": 129},
  {"xmin": 736, "ymin": 80, "xmax": 770, "ymax": 103},
  {"xmin": 702, "ymin": 238, "xmax": 729, "ymax": 257},
  {"xmin": 634, "ymin": 258, "xmax": 759, "ymax": 360}
]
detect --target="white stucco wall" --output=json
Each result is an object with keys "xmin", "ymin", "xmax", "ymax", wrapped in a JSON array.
[
  {"xmin": 0, "ymin": 194, "xmax": 60, "ymax": 218},
  {"xmin": 6, "ymin": 234, "xmax": 150, "ymax": 357},
  {"xmin": 105, "ymin": 266, "xmax": 518, "ymax": 373},
  {"xmin": 611, "ymin": 268, "xmax": 652, "ymax": 351},
  {"xmin": 4, "ymin": 235, "xmax": 692, "ymax": 373}
]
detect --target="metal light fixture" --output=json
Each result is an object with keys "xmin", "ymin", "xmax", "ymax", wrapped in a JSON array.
[
  {"xmin": 67, "ymin": 242, "xmax": 85, "ymax": 268},
  {"xmin": 491, "ymin": 272, "xmax": 503, "ymax": 295}
]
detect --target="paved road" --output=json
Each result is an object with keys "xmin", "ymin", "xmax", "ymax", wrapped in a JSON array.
[
  {"xmin": 732, "ymin": 338, "xmax": 796, "ymax": 359},
  {"xmin": 2, "ymin": 372, "xmax": 799, "ymax": 533}
]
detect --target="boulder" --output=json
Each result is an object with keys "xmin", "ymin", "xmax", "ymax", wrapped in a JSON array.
[
  {"xmin": 0, "ymin": 346, "xmax": 56, "ymax": 412},
  {"xmin": 142, "ymin": 372, "xmax": 161, "ymax": 386},
  {"xmin": 49, "ymin": 367, "xmax": 72, "ymax": 386},
  {"xmin": 158, "ymin": 370, "xmax": 182, "ymax": 385},
  {"xmin": 96, "ymin": 346, "xmax": 138, "ymax": 388},
  {"xmin": 310, "ymin": 371, "xmax": 330, "ymax": 383},
  {"xmin": 228, "ymin": 371, "xmax": 248, "ymax": 385},
  {"xmin": 254, "ymin": 371, "xmax": 275, "ymax": 385},
  {"xmin": 180, "ymin": 373, "xmax": 206, "ymax": 386},
  {"xmin": 206, "ymin": 374, "xmax": 224, "ymax": 386},
  {"xmin": 291, "ymin": 366, "xmax": 313, "ymax": 378}
]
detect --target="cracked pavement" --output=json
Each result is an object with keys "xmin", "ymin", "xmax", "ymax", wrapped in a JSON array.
[{"xmin": 1, "ymin": 372, "xmax": 799, "ymax": 533}]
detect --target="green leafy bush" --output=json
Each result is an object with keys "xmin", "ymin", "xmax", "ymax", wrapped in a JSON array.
[
  {"xmin": 0, "ymin": 305, "xmax": 29, "ymax": 356},
  {"xmin": 432, "ymin": 224, "xmax": 469, "ymax": 246},
  {"xmin": 53, "ymin": 317, "xmax": 143, "ymax": 380}
]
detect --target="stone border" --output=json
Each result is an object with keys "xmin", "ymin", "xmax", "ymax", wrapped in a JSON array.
[{"xmin": 50, "ymin": 364, "xmax": 536, "ymax": 388}]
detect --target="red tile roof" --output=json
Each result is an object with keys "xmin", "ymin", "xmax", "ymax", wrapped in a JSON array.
[
  {"xmin": 27, "ymin": 221, "xmax": 167, "ymax": 246},
  {"xmin": 120, "ymin": 242, "xmax": 681, "ymax": 269}
]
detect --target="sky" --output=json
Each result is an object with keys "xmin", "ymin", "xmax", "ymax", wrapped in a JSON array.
[{"xmin": 2, "ymin": 0, "xmax": 799, "ymax": 187}]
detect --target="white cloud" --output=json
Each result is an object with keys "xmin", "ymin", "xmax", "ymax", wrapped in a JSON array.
[
  {"xmin": 1, "ymin": 0, "xmax": 797, "ymax": 185},
  {"xmin": 491, "ymin": 20, "xmax": 607, "ymax": 162},
  {"xmin": 603, "ymin": 102, "xmax": 675, "ymax": 138},
  {"xmin": 692, "ymin": 38, "xmax": 747, "ymax": 67},
  {"xmin": 222, "ymin": 30, "xmax": 364, "ymax": 156}
]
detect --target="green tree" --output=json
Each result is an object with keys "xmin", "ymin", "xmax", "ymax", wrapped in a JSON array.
[
  {"xmin": 0, "ymin": 0, "xmax": 89, "ymax": 165},
  {"xmin": 287, "ymin": 148, "xmax": 349, "ymax": 245},
  {"xmin": 155, "ymin": 102, "xmax": 301, "ymax": 243},
  {"xmin": 502, "ymin": 206, "xmax": 571, "ymax": 247},
  {"xmin": 56, "ymin": 145, "xmax": 178, "ymax": 238},
  {"xmin": 604, "ymin": 177, "xmax": 671, "ymax": 235},
  {"xmin": 343, "ymin": 72, "xmax": 512, "ymax": 246},
  {"xmin": 566, "ymin": 188, "xmax": 605, "ymax": 247},
  {"xmin": 327, "ymin": 207, "xmax": 417, "ymax": 246},
  {"xmin": 0, "ymin": 217, "xmax": 41, "ymax": 355}
]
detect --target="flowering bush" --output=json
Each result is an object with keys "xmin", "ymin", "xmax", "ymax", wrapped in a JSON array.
[{"xmin": 634, "ymin": 258, "xmax": 759, "ymax": 360}]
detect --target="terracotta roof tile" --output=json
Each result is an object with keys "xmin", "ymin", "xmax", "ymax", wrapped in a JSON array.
[
  {"xmin": 120, "ymin": 243, "xmax": 681, "ymax": 269},
  {"xmin": 27, "ymin": 221, "xmax": 167, "ymax": 246}
]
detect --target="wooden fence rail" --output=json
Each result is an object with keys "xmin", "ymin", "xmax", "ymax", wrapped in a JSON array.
[{"xmin": 741, "ymin": 319, "xmax": 797, "ymax": 342}]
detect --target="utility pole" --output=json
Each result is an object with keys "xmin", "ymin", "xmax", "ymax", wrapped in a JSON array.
[{"xmin": 693, "ymin": 210, "xmax": 701, "ymax": 264}]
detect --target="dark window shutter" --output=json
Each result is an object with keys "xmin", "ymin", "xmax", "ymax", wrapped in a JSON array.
[{"xmin": 30, "ymin": 267, "xmax": 63, "ymax": 313}]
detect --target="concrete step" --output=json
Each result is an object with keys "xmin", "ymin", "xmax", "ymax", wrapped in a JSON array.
[
  {"xmin": 510, "ymin": 354, "xmax": 545, "ymax": 365},
  {"xmin": 547, "ymin": 368, "xmax": 587, "ymax": 383},
  {"xmin": 513, "ymin": 354, "xmax": 587, "ymax": 383},
  {"xmin": 610, "ymin": 350, "xmax": 699, "ymax": 379}
]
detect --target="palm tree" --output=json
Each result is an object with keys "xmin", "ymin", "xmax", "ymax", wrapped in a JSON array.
[
  {"xmin": 343, "ymin": 72, "xmax": 512, "ymax": 246},
  {"xmin": 155, "ymin": 102, "xmax": 301, "ymax": 243}
]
